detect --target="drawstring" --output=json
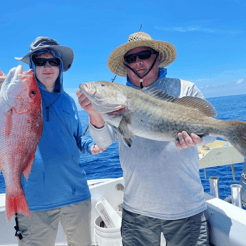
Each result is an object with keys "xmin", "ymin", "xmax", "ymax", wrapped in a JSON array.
[
  {"xmin": 14, "ymin": 213, "xmax": 23, "ymax": 240},
  {"xmin": 41, "ymin": 93, "xmax": 61, "ymax": 121},
  {"xmin": 140, "ymin": 79, "xmax": 143, "ymax": 89},
  {"xmin": 124, "ymin": 52, "xmax": 159, "ymax": 89}
]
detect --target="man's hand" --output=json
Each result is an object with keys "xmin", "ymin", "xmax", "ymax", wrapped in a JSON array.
[
  {"xmin": 76, "ymin": 90, "xmax": 96, "ymax": 114},
  {"xmin": 91, "ymin": 144, "xmax": 107, "ymax": 155},
  {"xmin": 175, "ymin": 131, "xmax": 202, "ymax": 150},
  {"xmin": 0, "ymin": 69, "xmax": 6, "ymax": 90},
  {"xmin": 76, "ymin": 89, "xmax": 105, "ymax": 128}
]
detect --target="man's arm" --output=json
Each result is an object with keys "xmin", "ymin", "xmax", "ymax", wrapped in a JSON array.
[{"xmin": 76, "ymin": 90, "xmax": 116, "ymax": 148}]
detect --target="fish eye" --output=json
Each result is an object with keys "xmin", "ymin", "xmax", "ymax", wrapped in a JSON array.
[{"xmin": 31, "ymin": 90, "xmax": 37, "ymax": 95}]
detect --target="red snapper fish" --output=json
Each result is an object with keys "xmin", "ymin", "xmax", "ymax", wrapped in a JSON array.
[{"xmin": 0, "ymin": 65, "xmax": 43, "ymax": 221}]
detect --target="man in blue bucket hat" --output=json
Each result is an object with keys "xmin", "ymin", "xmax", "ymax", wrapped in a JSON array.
[
  {"xmin": 1, "ymin": 36, "xmax": 106, "ymax": 246},
  {"xmin": 77, "ymin": 31, "xmax": 215, "ymax": 246}
]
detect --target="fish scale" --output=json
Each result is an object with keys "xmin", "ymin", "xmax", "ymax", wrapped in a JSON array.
[{"xmin": 0, "ymin": 65, "xmax": 43, "ymax": 221}]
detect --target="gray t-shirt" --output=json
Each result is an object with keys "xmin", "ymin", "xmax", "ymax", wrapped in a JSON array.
[{"xmin": 89, "ymin": 77, "xmax": 215, "ymax": 220}]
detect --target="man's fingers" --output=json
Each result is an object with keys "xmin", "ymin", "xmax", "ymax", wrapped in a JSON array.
[
  {"xmin": 175, "ymin": 140, "xmax": 183, "ymax": 150},
  {"xmin": 0, "ymin": 73, "xmax": 6, "ymax": 83},
  {"xmin": 182, "ymin": 131, "xmax": 195, "ymax": 146},
  {"xmin": 175, "ymin": 131, "xmax": 203, "ymax": 150},
  {"xmin": 76, "ymin": 89, "xmax": 82, "ymax": 97},
  {"xmin": 91, "ymin": 144, "xmax": 107, "ymax": 155},
  {"xmin": 177, "ymin": 132, "xmax": 188, "ymax": 148},
  {"xmin": 190, "ymin": 133, "xmax": 202, "ymax": 144}
]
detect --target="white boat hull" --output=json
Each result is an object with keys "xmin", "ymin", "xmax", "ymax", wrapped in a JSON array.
[{"xmin": 1, "ymin": 141, "xmax": 246, "ymax": 245}]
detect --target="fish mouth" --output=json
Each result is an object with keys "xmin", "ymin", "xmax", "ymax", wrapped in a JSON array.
[
  {"xmin": 80, "ymin": 82, "xmax": 94, "ymax": 95},
  {"xmin": 83, "ymin": 82, "xmax": 90, "ymax": 92},
  {"xmin": 79, "ymin": 83, "xmax": 87, "ymax": 91}
]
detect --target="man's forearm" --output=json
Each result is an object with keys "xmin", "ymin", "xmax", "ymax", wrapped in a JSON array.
[{"xmin": 89, "ymin": 112, "xmax": 105, "ymax": 129}]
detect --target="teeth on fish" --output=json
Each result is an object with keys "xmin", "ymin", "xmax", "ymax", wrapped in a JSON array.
[
  {"xmin": 0, "ymin": 65, "xmax": 43, "ymax": 221},
  {"xmin": 79, "ymin": 81, "xmax": 246, "ymax": 157}
]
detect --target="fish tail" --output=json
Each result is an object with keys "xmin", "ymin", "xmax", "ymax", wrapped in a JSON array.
[
  {"xmin": 224, "ymin": 120, "xmax": 246, "ymax": 157},
  {"xmin": 6, "ymin": 191, "xmax": 31, "ymax": 221}
]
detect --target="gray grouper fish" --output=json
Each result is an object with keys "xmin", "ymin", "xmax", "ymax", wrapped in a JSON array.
[{"xmin": 79, "ymin": 81, "xmax": 246, "ymax": 157}]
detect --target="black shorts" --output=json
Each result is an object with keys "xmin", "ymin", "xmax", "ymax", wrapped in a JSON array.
[{"xmin": 121, "ymin": 208, "xmax": 209, "ymax": 246}]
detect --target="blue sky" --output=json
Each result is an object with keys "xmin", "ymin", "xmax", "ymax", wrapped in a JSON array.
[{"xmin": 1, "ymin": 0, "xmax": 246, "ymax": 100}]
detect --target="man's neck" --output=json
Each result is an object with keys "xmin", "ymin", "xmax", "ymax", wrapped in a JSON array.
[
  {"xmin": 40, "ymin": 82, "xmax": 55, "ymax": 92},
  {"xmin": 130, "ymin": 73, "xmax": 159, "ymax": 88}
]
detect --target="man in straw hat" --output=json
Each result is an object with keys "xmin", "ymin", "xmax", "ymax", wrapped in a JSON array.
[
  {"xmin": 77, "ymin": 31, "xmax": 214, "ymax": 245},
  {"xmin": 1, "ymin": 36, "xmax": 105, "ymax": 246}
]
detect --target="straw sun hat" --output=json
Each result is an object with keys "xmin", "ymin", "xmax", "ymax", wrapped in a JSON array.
[
  {"xmin": 107, "ymin": 32, "xmax": 177, "ymax": 77},
  {"xmin": 15, "ymin": 37, "xmax": 74, "ymax": 72}
]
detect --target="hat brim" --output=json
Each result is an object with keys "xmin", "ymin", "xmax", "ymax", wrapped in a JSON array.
[
  {"xmin": 107, "ymin": 40, "xmax": 177, "ymax": 77},
  {"xmin": 15, "ymin": 45, "xmax": 74, "ymax": 72}
]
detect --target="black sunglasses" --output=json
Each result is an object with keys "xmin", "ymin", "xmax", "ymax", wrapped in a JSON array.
[
  {"xmin": 124, "ymin": 50, "xmax": 158, "ymax": 64},
  {"xmin": 33, "ymin": 57, "xmax": 60, "ymax": 67}
]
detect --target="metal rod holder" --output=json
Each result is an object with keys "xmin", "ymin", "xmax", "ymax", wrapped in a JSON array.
[
  {"xmin": 209, "ymin": 176, "xmax": 220, "ymax": 198},
  {"xmin": 231, "ymin": 184, "xmax": 242, "ymax": 208}
]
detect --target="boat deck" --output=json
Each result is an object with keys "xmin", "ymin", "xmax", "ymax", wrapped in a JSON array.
[{"xmin": 0, "ymin": 141, "xmax": 246, "ymax": 245}]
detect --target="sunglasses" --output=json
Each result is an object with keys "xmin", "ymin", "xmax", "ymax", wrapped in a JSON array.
[
  {"xmin": 124, "ymin": 50, "xmax": 158, "ymax": 64},
  {"xmin": 33, "ymin": 57, "xmax": 60, "ymax": 67}
]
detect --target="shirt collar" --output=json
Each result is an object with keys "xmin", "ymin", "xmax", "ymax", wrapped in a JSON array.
[{"xmin": 126, "ymin": 67, "xmax": 167, "ymax": 87}]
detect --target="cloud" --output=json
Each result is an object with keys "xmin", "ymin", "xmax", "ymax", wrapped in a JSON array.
[
  {"xmin": 195, "ymin": 78, "xmax": 210, "ymax": 82},
  {"xmin": 155, "ymin": 26, "xmax": 215, "ymax": 33},
  {"xmin": 155, "ymin": 26, "xmax": 243, "ymax": 35},
  {"xmin": 236, "ymin": 78, "xmax": 244, "ymax": 84},
  {"xmin": 199, "ymin": 78, "xmax": 246, "ymax": 98}
]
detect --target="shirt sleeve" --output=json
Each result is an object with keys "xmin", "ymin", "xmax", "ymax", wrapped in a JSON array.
[
  {"xmin": 72, "ymin": 101, "xmax": 94, "ymax": 154},
  {"xmin": 89, "ymin": 122, "xmax": 117, "ymax": 148},
  {"xmin": 74, "ymin": 118, "xmax": 95, "ymax": 154},
  {"xmin": 79, "ymin": 136, "xmax": 94, "ymax": 154}
]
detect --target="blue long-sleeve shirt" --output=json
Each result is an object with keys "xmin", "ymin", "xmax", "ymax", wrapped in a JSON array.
[{"xmin": 22, "ymin": 81, "xmax": 92, "ymax": 211}]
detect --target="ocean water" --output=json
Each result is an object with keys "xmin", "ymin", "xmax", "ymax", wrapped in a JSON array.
[{"xmin": 0, "ymin": 94, "xmax": 246, "ymax": 200}]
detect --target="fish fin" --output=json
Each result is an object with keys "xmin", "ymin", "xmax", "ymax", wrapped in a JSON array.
[
  {"xmin": 142, "ymin": 88, "xmax": 217, "ymax": 117},
  {"xmin": 174, "ymin": 97, "xmax": 217, "ymax": 117},
  {"xmin": 224, "ymin": 120, "xmax": 246, "ymax": 157},
  {"xmin": 123, "ymin": 138, "xmax": 132, "ymax": 147},
  {"xmin": 118, "ymin": 114, "xmax": 134, "ymax": 147},
  {"xmin": 141, "ymin": 87, "xmax": 176, "ymax": 102},
  {"xmin": 5, "ymin": 190, "xmax": 30, "ymax": 221},
  {"xmin": 23, "ymin": 154, "xmax": 35, "ymax": 180}
]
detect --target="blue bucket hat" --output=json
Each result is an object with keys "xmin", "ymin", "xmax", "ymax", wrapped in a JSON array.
[{"xmin": 15, "ymin": 37, "xmax": 74, "ymax": 72}]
